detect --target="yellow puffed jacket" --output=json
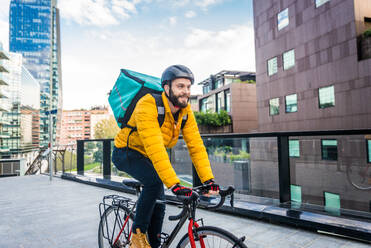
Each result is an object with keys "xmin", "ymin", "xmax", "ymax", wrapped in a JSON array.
[{"xmin": 114, "ymin": 92, "xmax": 214, "ymax": 188}]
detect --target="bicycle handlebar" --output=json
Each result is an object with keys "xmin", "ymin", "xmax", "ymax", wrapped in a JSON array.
[{"xmin": 168, "ymin": 185, "xmax": 235, "ymax": 221}]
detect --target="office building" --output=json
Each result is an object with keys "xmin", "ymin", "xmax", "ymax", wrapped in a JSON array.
[
  {"xmin": 0, "ymin": 51, "xmax": 40, "ymax": 158},
  {"xmin": 253, "ymin": 0, "xmax": 371, "ymax": 132},
  {"xmin": 252, "ymin": 0, "xmax": 371, "ymax": 212},
  {"xmin": 0, "ymin": 43, "xmax": 11, "ymax": 155},
  {"xmin": 198, "ymin": 70, "xmax": 258, "ymax": 133},
  {"xmin": 9, "ymin": 0, "xmax": 62, "ymax": 147}
]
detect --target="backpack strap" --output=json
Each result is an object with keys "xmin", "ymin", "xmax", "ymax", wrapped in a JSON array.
[
  {"xmin": 151, "ymin": 93, "xmax": 165, "ymax": 128},
  {"xmin": 152, "ymin": 93, "xmax": 188, "ymax": 129},
  {"xmin": 181, "ymin": 114, "xmax": 188, "ymax": 129}
]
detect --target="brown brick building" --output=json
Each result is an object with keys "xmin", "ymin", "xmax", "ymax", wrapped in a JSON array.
[
  {"xmin": 254, "ymin": 0, "xmax": 371, "ymax": 132},
  {"xmin": 198, "ymin": 71, "xmax": 258, "ymax": 133},
  {"xmin": 251, "ymin": 0, "xmax": 371, "ymax": 212}
]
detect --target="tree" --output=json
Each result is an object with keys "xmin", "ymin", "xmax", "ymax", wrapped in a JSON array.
[
  {"xmin": 94, "ymin": 116, "xmax": 120, "ymax": 139},
  {"xmin": 93, "ymin": 150, "xmax": 103, "ymax": 163}
]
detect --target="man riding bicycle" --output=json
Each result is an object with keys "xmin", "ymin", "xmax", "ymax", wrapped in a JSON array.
[{"xmin": 112, "ymin": 65, "xmax": 219, "ymax": 248}]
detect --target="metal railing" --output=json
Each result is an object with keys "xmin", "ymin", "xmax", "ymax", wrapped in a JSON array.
[{"xmin": 62, "ymin": 128, "xmax": 371, "ymax": 242}]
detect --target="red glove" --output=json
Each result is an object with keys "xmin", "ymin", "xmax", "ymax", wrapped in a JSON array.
[
  {"xmin": 171, "ymin": 184, "xmax": 193, "ymax": 196},
  {"xmin": 204, "ymin": 179, "xmax": 220, "ymax": 192}
]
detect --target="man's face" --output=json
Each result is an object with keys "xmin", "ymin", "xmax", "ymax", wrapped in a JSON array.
[{"xmin": 165, "ymin": 78, "xmax": 191, "ymax": 108}]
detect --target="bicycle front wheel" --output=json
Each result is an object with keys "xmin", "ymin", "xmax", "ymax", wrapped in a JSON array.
[
  {"xmin": 98, "ymin": 205, "xmax": 134, "ymax": 248},
  {"xmin": 176, "ymin": 226, "xmax": 247, "ymax": 248}
]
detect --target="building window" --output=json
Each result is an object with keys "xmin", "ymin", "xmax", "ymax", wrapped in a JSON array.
[
  {"xmin": 215, "ymin": 78, "xmax": 223, "ymax": 89},
  {"xmin": 315, "ymin": 0, "xmax": 330, "ymax": 8},
  {"xmin": 321, "ymin": 139, "xmax": 338, "ymax": 161},
  {"xmin": 216, "ymin": 91, "xmax": 224, "ymax": 112},
  {"xmin": 224, "ymin": 90, "xmax": 231, "ymax": 112},
  {"xmin": 267, "ymin": 57, "xmax": 278, "ymax": 76},
  {"xmin": 277, "ymin": 8, "xmax": 289, "ymax": 30},
  {"xmin": 319, "ymin": 85, "xmax": 335, "ymax": 108},
  {"xmin": 269, "ymin": 98, "xmax": 279, "ymax": 115},
  {"xmin": 200, "ymin": 98, "xmax": 207, "ymax": 112},
  {"xmin": 285, "ymin": 94, "xmax": 297, "ymax": 113},
  {"xmin": 367, "ymin": 140, "xmax": 371, "ymax": 163},
  {"xmin": 289, "ymin": 140, "xmax": 300, "ymax": 157},
  {"xmin": 283, "ymin": 49, "xmax": 295, "ymax": 70}
]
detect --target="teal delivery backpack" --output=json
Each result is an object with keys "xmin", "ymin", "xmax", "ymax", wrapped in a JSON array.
[{"xmin": 108, "ymin": 69, "xmax": 164, "ymax": 129}]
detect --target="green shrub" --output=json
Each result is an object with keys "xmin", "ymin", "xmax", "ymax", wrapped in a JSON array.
[
  {"xmin": 194, "ymin": 110, "xmax": 231, "ymax": 127},
  {"xmin": 363, "ymin": 29, "xmax": 371, "ymax": 38},
  {"xmin": 230, "ymin": 150, "xmax": 250, "ymax": 161}
]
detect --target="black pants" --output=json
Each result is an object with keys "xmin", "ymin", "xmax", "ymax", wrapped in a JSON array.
[{"xmin": 112, "ymin": 147, "xmax": 165, "ymax": 248}]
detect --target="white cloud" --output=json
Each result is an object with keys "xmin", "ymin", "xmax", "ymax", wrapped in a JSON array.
[
  {"xmin": 169, "ymin": 16, "xmax": 177, "ymax": 26},
  {"xmin": 185, "ymin": 10, "xmax": 196, "ymax": 18},
  {"xmin": 195, "ymin": 0, "xmax": 223, "ymax": 9},
  {"xmin": 0, "ymin": 19, "xmax": 8, "ymax": 50},
  {"xmin": 59, "ymin": 0, "xmax": 141, "ymax": 27},
  {"xmin": 62, "ymin": 24, "xmax": 256, "ymax": 108}
]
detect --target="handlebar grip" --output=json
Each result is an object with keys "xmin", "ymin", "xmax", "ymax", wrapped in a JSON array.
[
  {"xmin": 168, "ymin": 193, "xmax": 199, "ymax": 221},
  {"xmin": 219, "ymin": 186, "xmax": 235, "ymax": 197},
  {"xmin": 203, "ymin": 185, "xmax": 235, "ymax": 210}
]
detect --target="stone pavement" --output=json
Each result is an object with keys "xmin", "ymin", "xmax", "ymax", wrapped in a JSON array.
[{"xmin": 0, "ymin": 175, "xmax": 369, "ymax": 248}]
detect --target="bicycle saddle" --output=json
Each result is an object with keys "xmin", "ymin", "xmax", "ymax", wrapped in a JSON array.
[{"xmin": 122, "ymin": 178, "xmax": 143, "ymax": 189}]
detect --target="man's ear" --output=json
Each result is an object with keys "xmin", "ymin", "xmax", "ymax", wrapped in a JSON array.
[{"xmin": 164, "ymin": 84, "xmax": 170, "ymax": 95}]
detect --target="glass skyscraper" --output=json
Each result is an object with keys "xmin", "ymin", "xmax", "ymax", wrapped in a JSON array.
[
  {"xmin": 9, "ymin": 0, "xmax": 62, "ymax": 147},
  {"xmin": 0, "ymin": 43, "xmax": 40, "ymax": 158}
]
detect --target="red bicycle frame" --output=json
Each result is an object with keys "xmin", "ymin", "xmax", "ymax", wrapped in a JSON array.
[{"xmin": 188, "ymin": 219, "xmax": 205, "ymax": 248}]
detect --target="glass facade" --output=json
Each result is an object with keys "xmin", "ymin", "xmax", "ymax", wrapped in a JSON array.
[
  {"xmin": 316, "ymin": 0, "xmax": 330, "ymax": 8},
  {"xmin": 224, "ymin": 90, "xmax": 230, "ymax": 113},
  {"xmin": 269, "ymin": 98, "xmax": 279, "ymax": 115},
  {"xmin": 0, "ymin": 44, "xmax": 11, "ymax": 154},
  {"xmin": 318, "ymin": 85, "xmax": 335, "ymax": 108},
  {"xmin": 216, "ymin": 91, "xmax": 224, "ymax": 112},
  {"xmin": 277, "ymin": 8, "xmax": 289, "ymax": 30},
  {"xmin": 285, "ymin": 94, "xmax": 297, "ymax": 113},
  {"xmin": 0, "ymin": 51, "xmax": 40, "ymax": 157},
  {"xmin": 283, "ymin": 49, "xmax": 295, "ymax": 70},
  {"xmin": 267, "ymin": 57, "xmax": 278, "ymax": 76},
  {"xmin": 9, "ymin": 0, "xmax": 62, "ymax": 147}
]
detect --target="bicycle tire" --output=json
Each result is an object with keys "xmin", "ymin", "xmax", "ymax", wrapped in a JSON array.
[
  {"xmin": 98, "ymin": 205, "xmax": 134, "ymax": 248},
  {"xmin": 176, "ymin": 226, "xmax": 247, "ymax": 248}
]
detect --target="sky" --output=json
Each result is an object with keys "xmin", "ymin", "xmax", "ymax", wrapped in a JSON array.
[{"xmin": 0, "ymin": 0, "xmax": 256, "ymax": 110}]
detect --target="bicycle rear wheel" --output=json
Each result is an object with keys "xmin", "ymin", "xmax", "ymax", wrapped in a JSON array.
[
  {"xmin": 176, "ymin": 226, "xmax": 247, "ymax": 248},
  {"xmin": 98, "ymin": 205, "xmax": 134, "ymax": 248}
]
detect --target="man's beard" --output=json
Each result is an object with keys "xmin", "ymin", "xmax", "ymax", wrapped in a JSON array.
[{"xmin": 169, "ymin": 87, "xmax": 189, "ymax": 108}]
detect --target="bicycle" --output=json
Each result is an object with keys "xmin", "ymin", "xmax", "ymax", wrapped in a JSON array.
[{"xmin": 98, "ymin": 178, "xmax": 248, "ymax": 248}]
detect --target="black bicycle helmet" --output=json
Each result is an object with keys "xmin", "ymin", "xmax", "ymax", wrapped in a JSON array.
[{"xmin": 161, "ymin": 65, "xmax": 194, "ymax": 88}]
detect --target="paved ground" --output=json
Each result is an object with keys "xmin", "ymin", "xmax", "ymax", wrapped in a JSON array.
[{"xmin": 0, "ymin": 175, "xmax": 369, "ymax": 248}]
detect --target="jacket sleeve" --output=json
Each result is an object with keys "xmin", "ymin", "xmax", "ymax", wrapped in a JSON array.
[
  {"xmin": 182, "ymin": 109, "xmax": 214, "ymax": 183},
  {"xmin": 134, "ymin": 95, "xmax": 180, "ymax": 188}
]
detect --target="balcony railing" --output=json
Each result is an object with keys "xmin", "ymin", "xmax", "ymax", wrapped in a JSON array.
[{"xmin": 60, "ymin": 129, "xmax": 371, "ymax": 242}]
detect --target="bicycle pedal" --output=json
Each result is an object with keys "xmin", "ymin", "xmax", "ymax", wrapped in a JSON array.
[
  {"xmin": 158, "ymin": 232, "xmax": 169, "ymax": 242},
  {"xmin": 112, "ymin": 240, "xmax": 123, "ymax": 248}
]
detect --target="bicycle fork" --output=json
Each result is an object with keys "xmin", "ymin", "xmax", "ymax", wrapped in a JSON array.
[{"xmin": 188, "ymin": 219, "xmax": 205, "ymax": 248}]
